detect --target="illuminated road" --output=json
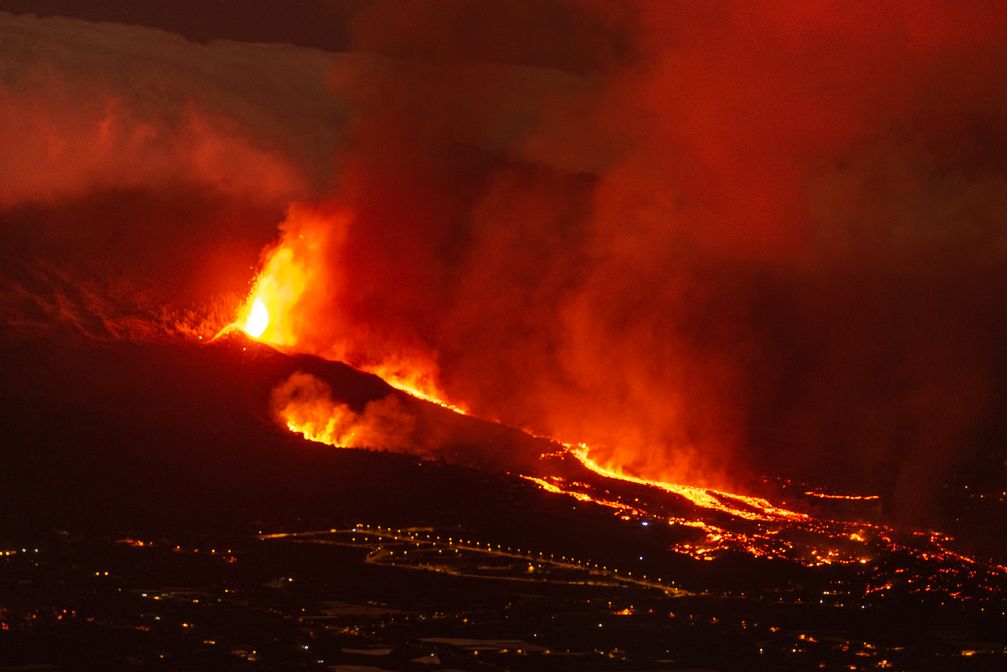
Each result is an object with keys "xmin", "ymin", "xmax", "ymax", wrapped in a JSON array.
[{"xmin": 258, "ymin": 525, "xmax": 691, "ymax": 596}]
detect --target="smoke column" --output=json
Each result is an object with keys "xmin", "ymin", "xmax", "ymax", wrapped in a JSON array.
[{"xmin": 3, "ymin": 3, "xmax": 1007, "ymax": 524}]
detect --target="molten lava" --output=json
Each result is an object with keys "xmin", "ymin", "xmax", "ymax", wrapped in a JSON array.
[
  {"xmin": 231, "ymin": 207, "xmax": 464, "ymax": 412},
  {"xmin": 230, "ymin": 224, "xmax": 860, "ymax": 526},
  {"xmin": 243, "ymin": 298, "xmax": 269, "ymax": 338},
  {"xmin": 228, "ymin": 205, "xmax": 334, "ymax": 347},
  {"xmin": 226, "ymin": 221, "xmax": 1007, "ymax": 590},
  {"xmin": 566, "ymin": 443, "xmax": 808, "ymax": 523}
]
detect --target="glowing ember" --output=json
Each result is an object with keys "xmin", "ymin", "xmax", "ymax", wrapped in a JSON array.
[{"xmin": 243, "ymin": 297, "xmax": 269, "ymax": 339}]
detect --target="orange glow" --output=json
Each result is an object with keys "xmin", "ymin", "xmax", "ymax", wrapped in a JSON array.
[
  {"xmin": 803, "ymin": 490, "xmax": 880, "ymax": 502},
  {"xmin": 567, "ymin": 443, "xmax": 808, "ymax": 523},
  {"xmin": 227, "ymin": 217, "xmax": 1007, "ymax": 582},
  {"xmin": 520, "ymin": 475, "xmax": 642, "ymax": 515},
  {"xmin": 243, "ymin": 298, "xmax": 269, "ymax": 338},
  {"xmin": 517, "ymin": 454, "xmax": 1007, "ymax": 571},
  {"xmin": 271, "ymin": 371, "xmax": 415, "ymax": 450},
  {"xmin": 369, "ymin": 366, "xmax": 470, "ymax": 415},
  {"xmin": 275, "ymin": 374, "xmax": 365, "ymax": 447},
  {"xmin": 230, "ymin": 210, "xmax": 325, "ymax": 346},
  {"xmin": 228, "ymin": 205, "xmax": 461, "ymax": 412}
]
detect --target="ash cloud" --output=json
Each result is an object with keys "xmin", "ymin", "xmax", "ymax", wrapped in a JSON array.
[
  {"xmin": 0, "ymin": 11, "xmax": 343, "ymax": 315},
  {"xmin": 0, "ymin": 11, "xmax": 345, "ymax": 206},
  {"xmin": 273, "ymin": 1, "xmax": 1007, "ymax": 522},
  {"xmin": 5, "ymin": 3, "xmax": 1007, "ymax": 523}
]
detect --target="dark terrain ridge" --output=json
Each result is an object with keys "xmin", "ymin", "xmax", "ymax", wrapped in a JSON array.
[{"xmin": 1, "ymin": 334, "xmax": 1005, "ymax": 670}]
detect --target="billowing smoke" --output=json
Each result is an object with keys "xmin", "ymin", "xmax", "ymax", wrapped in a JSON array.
[
  {"xmin": 271, "ymin": 371, "xmax": 417, "ymax": 451},
  {"xmin": 4, "ymin": 4, "xmax": 1007, "ymax": 523},
  {"xmin": 0, "ymin": 11, "xmax": 341, "ymax": 322}
]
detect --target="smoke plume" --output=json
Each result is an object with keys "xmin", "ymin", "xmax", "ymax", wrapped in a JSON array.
[
  {"xmin": 4, "ymin": 4, "xmax": 1007, "ymax": 523},
  {"xmin": 0, "ymin": 11, "xmax": 342, "ymax": 318}
]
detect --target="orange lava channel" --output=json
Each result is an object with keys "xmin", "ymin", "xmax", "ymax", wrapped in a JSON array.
[{"xmin": 566, "ymin": 444, "xmax": 808, "ymax": 523}]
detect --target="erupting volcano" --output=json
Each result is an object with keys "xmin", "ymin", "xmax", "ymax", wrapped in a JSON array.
[
  {"xmin": 3, "ymin": 3, "xmax": 1007, "ymax": 670},
  {"xmin": 225, "ymin": 242, "xmax": 1007, "ymax": 580}
]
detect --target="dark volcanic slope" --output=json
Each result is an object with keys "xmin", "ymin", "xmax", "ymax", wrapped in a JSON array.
[
  {"xmin": 2, "ymin": 334, "xmax": 1007, "ymax": 672},
  {"xmin": 0, "ymin": 334, "xmax": 557, "ymax": 535},
  {"xmin": 0, "ymin": 333, "xmax": 729, "ymax": 590}
]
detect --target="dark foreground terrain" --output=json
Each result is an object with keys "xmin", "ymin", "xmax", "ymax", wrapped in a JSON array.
[{"xmin": 1, "ymin": 336, "xmax": 1005, "ymax": 671}]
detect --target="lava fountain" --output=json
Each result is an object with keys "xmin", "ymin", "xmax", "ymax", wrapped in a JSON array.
[{"xmin": 243, "ymin": 298, "xmax": 270, "ymax": 339}]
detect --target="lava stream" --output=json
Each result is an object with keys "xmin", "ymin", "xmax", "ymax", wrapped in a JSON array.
[{"xmin": 220, "ymin": 258, "xmax": 1007, "ymax": 585}]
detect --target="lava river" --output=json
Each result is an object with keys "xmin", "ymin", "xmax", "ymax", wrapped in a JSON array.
[{"xmin": 216, "ymin": 285, "xmax": 1007, "ymax": 611}]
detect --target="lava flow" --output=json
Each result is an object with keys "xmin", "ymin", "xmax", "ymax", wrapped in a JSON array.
[
  {"xmin": 228, "ymin": 255, "xmax": 812, "ymax": 526},
  {"xmin": 221, "ymin": 251, "xmax": 1007, "ymax": 604},
  {"xmin": 227, "ymin": 255, "xmax": 808, "ymax": 523}
]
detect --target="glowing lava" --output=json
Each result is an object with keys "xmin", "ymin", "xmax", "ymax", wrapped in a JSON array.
[
  {"xmin": 243, "ymin": 298, "xmax": 269, "ymax": 338},
  {"xmin": 225, "ymin": 224, "xmax": 1007, "ymax": 590},
  {"xmin": 803, "ymin": 490, "xmax": 881, "ymax": 502},
  {"xmin": 230, "ymin": 207, "xmax": 465, "ymax": 412},
  {"xmin": 371, "ymin": 371, "xmax": 470, "ymax": 415},
  {"xmin": 270, "ymin": 371, "xmax": 416, "ymax": 450},
  {"xmin": 229, "ymin": 232, "xmax": 817, "ymax": 529},
  {"xmin": 231, "ymin": 222, "xmax": 804, "ymax": 525},
  {"xmin": 225, "ymin": 205, "xmax": 333, "ymax": 346},
  {"xmin": 566, "ymin": 443, "xmax": 808, "ymax": 523}
]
